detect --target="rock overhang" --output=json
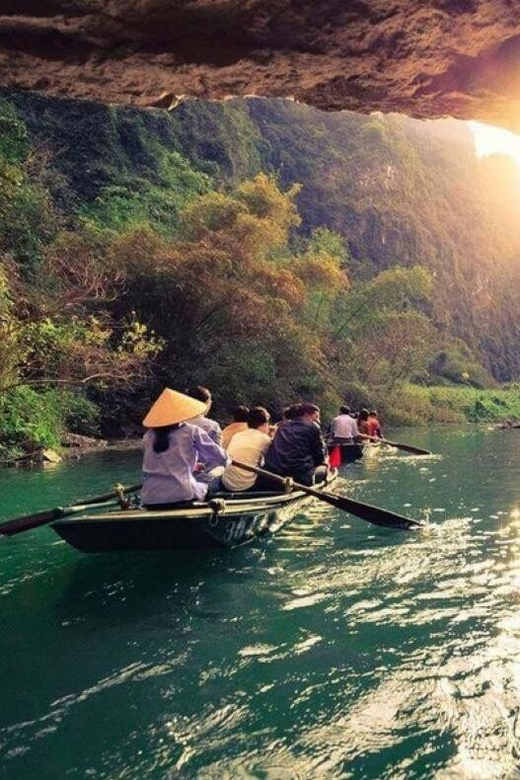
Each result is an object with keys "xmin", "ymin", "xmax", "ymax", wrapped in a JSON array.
[{"xmin": 1, "ymin": 1, "xmax": 520, "ymax": 131}]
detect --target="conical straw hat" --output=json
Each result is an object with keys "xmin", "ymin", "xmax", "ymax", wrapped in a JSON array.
[{"xmin": 143, "ymin": 388, "xmax": 207, "ymax": 428}]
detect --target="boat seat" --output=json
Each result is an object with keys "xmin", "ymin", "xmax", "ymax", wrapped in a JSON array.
[
  {"xmin": 212, "ymin": 490, "xmax": 288, "ymax": 500},
  {"xmin": 142, "ymin": 501, "xmax": 196, "ymax": 511},
  {"xmin": 141, "ymin": 491, "xmax": 284, "ymax": 510}
]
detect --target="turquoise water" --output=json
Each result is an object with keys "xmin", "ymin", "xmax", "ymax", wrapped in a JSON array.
[{"xmin": 1, "ymin": 428, "xmax": 520, "ymax": 778}]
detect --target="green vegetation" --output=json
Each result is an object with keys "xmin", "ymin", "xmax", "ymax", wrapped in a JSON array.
[
  {"xmin": 0, "ymin": 387, "xmax": 99, "ymax": 462},
  {"xmin": 388, "ymin": 384, "xmax": 520, "ymax": 425},
  {"xmin": 0, "ymin": 92, "xmax": 518, "ymax": 460}
]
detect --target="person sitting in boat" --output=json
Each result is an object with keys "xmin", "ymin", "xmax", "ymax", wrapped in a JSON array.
[
  {"xmin": 357, "ymin": 408, "xmax": 371, "ymax": 438},
  {"xmin": 268, "ymin": 403, "xmax": 301, "ymax": 438},
  {"xmin": 185, "ymin": 385, "xmax": 223, "ymax": 445},
  {"xmin": 261, "ymin": 402, "xmax": 328, "ymax": 487},
  {"xmin": 221, "ymin": 405, "xmax": 249, "ymax": 450},
  {"xmin": 141, "ymin": 388, "xmax": 229, "ymax": 508},
  {"xmin": 367, "ymin": 410, "xmax": 383, "ymax": 439},
  {"xmin": 221, "ymin": 407, "xmax": 272, "ymax": 492},
  {"xmin": 329, "ymin": 405, "xmax": 359, "ymax": 445},
  {"xmin": 279, "ymin": 403, "xmax": 303, "ymax": 426}
]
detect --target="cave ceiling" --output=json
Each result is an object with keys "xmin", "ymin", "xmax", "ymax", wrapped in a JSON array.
[{"xmin": 2, "ymin": 1, "xmax": 520, "ymax": 130}]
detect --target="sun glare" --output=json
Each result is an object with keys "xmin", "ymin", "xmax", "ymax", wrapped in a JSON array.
[{"xmin": 468, "ymin": 121, "xmax": 520, "ymax": 169}]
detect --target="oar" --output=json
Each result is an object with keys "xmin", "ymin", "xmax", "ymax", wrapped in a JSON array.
[
  {"xmin": 0, "ymin": 483, "xmax": 142, "ymax": 537},
  {"xmin": 232, "ymin": 460, "xmax": 424, "ymax": 530},
  {"xmin": 336, "ymin": 436, "xmax": 430, "ymax": 455},
  {"xmin": 379, "ymin": 439, "xmax": 431, "ymax": 455}
]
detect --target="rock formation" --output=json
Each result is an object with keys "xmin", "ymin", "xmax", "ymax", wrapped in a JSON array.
[{"xmin": 1, "ymin": 1, "xmax": 520, "ymax": 129}]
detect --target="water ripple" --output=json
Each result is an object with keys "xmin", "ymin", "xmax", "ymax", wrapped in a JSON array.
[{"xmin": 2, "ymin": 431, "xmax": 520, "ymax": 777}]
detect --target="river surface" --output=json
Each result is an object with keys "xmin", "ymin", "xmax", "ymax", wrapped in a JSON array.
[{"xmin": 1, "ymin": 428, "xmax": 520, "ymax": 779}]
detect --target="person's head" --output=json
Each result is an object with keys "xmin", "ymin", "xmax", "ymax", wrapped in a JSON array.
[
  {"xmin": 358, "ymin": 408, "xmax": 369, "ymax": 422},
  {"xmin": 231, "ymin": 405, "xmax": 249, "ymax": 423},
  {"xmin": 185, "ymin": 385, "xmax": 212, "ymax": 413},
  {"xmin": 283, "ymin": 403, "xmax": 302, "ymax": 420},
  {"xmin": 247, "ymin": 406, "xmax": 270, "ymax": 433},
  {"xmin": 340, "ymin": 405, "xmax": 351, "ymax": 415},
  {"xmin": 369, "ymin": 410, "xmax": 378, "ymax": 418},
  {"xmin": 299, "ymin": 402, "xmax": 320, "ymax": 425},
  {"xmin": 142, "ymin": 388, "xmax": 207, "ymax": 452}
]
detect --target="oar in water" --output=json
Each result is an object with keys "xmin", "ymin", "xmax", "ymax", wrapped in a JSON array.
[
  {"xmin": 0, "ymin": 483, "xmax": 142, "ymax": 537},
  {"xmin": 231, "ymin": 460, "xmax": 424, "ymax": 530},
  {"xmin": 379, "ymin": 439, "xmax": 431, "ymax": 455},
  {"xmin": 342, "ymin": 436, "xmax": 430, "ymax": 455}
]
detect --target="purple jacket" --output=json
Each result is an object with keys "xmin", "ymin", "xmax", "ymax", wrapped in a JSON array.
[{"xmin": 142, "ymin": 423, "xmax": 228, "ymax": 505}]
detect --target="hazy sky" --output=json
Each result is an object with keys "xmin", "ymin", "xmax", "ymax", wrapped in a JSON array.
[{"xmin": 468, "ymin": 121, "xmax": 520, "ymax": 169}]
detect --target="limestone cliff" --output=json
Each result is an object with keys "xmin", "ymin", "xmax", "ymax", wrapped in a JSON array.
[{"xmin": 1, "ymin": 1, "xmax": 520, "ymax": 129}]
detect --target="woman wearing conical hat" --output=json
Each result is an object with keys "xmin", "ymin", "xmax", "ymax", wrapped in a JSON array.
[{"xmin": 141, "ymin": 388, "xmax": 229, "ymax": 507}]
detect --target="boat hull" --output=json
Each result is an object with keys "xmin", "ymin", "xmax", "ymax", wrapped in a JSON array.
[
  {"xmin": 327, "ymin": 442, "xmax": 365, "ymax": 463},
  {"xmin": 52, "ymin": 474, "xmax": 337, "ymax": 553}
]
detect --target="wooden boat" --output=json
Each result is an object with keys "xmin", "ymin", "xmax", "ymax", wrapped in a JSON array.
[
  {"xmin": 327, "ymin": 439, "xmax": 383, "ymax": 465},
  {"xmin": 52, "ymin": 471, "xmax": 338, "ymax": 552},
  {"xmin": 327, "ymin": 441, "xmax": 368, "ymax": 463}
]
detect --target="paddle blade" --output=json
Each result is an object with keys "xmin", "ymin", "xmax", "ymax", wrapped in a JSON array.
[
  {"xmin": 311, "ymin": 489, "xmax": 423, "ymax": 530},
  {"xmin": 329, "ymin": 446, "xmax": 342, "ymax": 468},
  {"xmin": 382, "ymin": 439, "xmax": 431, "ymax": 456},
  {"xmin": 0, "ymin": 507, "xmax": 64, "ymax": 537},
  {"xmin": 230, "ymin": 458, "xmax": 423, "ymax": 530},
  {"xmin": 0, "ymin": 482, "xmax": 142, "ymax": 538}
]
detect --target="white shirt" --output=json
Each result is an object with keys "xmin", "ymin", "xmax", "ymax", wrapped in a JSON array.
[
  {"xmin": 331, "ymin": 414, "xmax": 359, "ymax": 440},
  {"xmin": 222, "ymin": 428, "xmax": 272, "ymax": 491}
]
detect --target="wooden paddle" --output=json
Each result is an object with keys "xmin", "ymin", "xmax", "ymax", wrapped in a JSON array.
[
  {"xmin": 379, "ymin": 439, "xmax": 431, "ymax": 455},
  {"xmin": 232, "ymin": 460, "xmax": 424, "ymax": 530},
  {"xmin": 339, "ymin": 436, "xmax": 430, "ymax": 455},
  {"xmin": 0, "ymin": 483, "xmax": 142, "ymax": 537}
]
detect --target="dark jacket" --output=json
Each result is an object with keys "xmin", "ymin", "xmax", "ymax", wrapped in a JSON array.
[{"xmin": 264, "ymin": 418, "xmax": 326, "ymax": 481}]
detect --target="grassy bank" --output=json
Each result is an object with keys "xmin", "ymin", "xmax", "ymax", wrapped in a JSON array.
[
  {"xmin": 0, "ymin": 381, "xmax": 517, "ymax": 465},
  {"xmin": 386, "ymin": 383, "xmax": 520, "ymax": 425}
]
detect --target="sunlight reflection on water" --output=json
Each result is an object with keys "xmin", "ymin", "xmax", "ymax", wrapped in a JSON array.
[{"xmin": 1, "ymin": 429, "xmax": 520, "ymax": 777}]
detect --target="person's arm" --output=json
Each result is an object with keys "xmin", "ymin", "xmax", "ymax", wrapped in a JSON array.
[
  {"xmin": 356, "ymin": 421, "xmax": 376, "ymax": 441},
  {"xmin": 258, "ymin": 434, "xmax": 272, "ymax": 466},
  {"xmin": 193, "ymin": 427, "xmax": 229, "ymax": 470},
  {"xmin": 311, "ymin": 426, "xmax": 327, "ymax": 466},
  {"xmin": 213, "ymin": 425, "xmax": 223, "ymax": 447},
  {"xmin": 206, "ymin": 423, "xmax": 223, "ymax": 447}
]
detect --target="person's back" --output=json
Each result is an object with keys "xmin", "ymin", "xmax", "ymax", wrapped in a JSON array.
[
  {"xmin": 357, "ymin": 408, "xmax": 371, "ymax": 437},
  {"xmin": 367, "ymin": 411, "xmax": 382, "ymax": 438},
  {"xmin": 141, "ymin": 388, "xmax": 228, "ymax": 507},
  {"xmin": 330, "ymin": 405, "xmax": 358, "ymax": 442},
  {"xmin": 221, "ymin": 405, "xmax": 249, "ymax": 450},
  {"xmin": 142, "ymin": 424, "xmax": 227, "ymax": 505},
  {"xmin": 264, "ymin": 403, "xmax": 326, "ymax": 485},
  {"xmin": 222, "ymin": 407, "xmax": 272, "ymax": 492}
]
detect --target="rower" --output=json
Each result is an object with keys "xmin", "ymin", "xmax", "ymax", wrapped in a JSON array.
[
  {"xmin": 329, "ymin": 405, "xmax": 359, "ymax": 445},
  {"xmin": 141, "ymin": 388, "xmax": 229, "ymax": 508},
  {"xmin": 357, "ymin": 408, "xmax": 371, "ymax": 437},
  {"xmin": 261, "ymin": 402, "xmax": 328, "ymax": 487},
  {"xmin": 367, "ymin": 410, "xmax": 383, "ymax": 439}
]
